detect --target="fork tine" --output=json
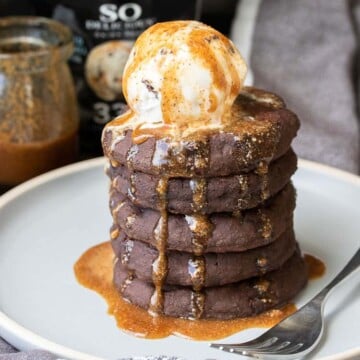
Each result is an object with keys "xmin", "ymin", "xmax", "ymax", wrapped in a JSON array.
[
  {"xmin": 210, "ymin": 343, "xmax": 240, "ymax": 352},
  {"xmin": 227, "ymin": 339, "xmax": 286, "ymax": 354},
  {"xmin": 210, "ymin": 345, "xmax": 261, "ymax": 359},
  {"xmin": 248, "ymin": 342, "xmax": 304, "ymax": 355},
  {"xmin": 230, "ymin": 350, "xmax": 261, "ymax": 358},
  {"xmin": 273, "ymin": 342, "xmax": 304, "ymax": 354},
  {"xmin": 250, "ymin": 340, "xmax": 291, "ymax": 352},
  {"xmin": 227, "ymin": 350, "xmax": 261, "ymax": 359},
  {"xmin": 210, "ymin": 336, "xmax": 278, "ymax": 351}
]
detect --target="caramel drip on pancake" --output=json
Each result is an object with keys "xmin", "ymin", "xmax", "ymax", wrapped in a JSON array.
[
  {"xmin": 110, "ymin": 226, "xmax": 120, "ymax": 240},
  {"xmin": 237, "ymin": 174, "xmax": 250, "ymax": 210},
  {"xmin": 253, "ymin": 279, "xmax": 273, "ymax": 304},
  {"xmin": 193, "ymin": 140, "xmax": 211, "ymax": 173},
  {"xmin": 190, "ymin": 178, "xmax": 207, "ymax": 213},
  {"xmin": 152, "ymin": 139, "xmax": 172, "ymax": 169},
  {"xmin": 121, "ymin": 239, "xmax": 134, "ymax": 266},
  {"xmin": 190, "ymin": 291, "xmax": 206, "ymax": 320},
  {"xmin": 185, "ymin": 214, "xmax": 213, "ymax": 256},
  {"xmin": 259, "ymin": 210, "xmax": 272, "ymax": 240},
  {"xmin": 126, "ymin": 144, "xmax": 139, "ymax": 170},
  {"xmin": 186, "ymin": 178, "xmax": 213, "ymax": 319},
  {"xmin": 188, "ymin": 256, "xmax": 206, "ymax": 319},
  {"xmin": 152, "ymin": 138, "xmax": 210, "ymax": 177},
  {"xmin": 149, "ymin": 177, "xmax": 169, "ymax": 315},
  {"xmin": 111, "ymin": 201, "xmax": 125, "ymax": 221},
  {"xmin": 126, "ymin": 145, "xmax": 139, "ymax": 203},
  {"xmin": 255, "ymin": 161, "xmax": 273, "ymax": 241},
  {"xmin": 256, "ymin": 160, "xmax": 270, "ymax": 201},
  {"xmin": 127, "ymin": 173, "xmax": 137, "ymax": 202},
  {"xmin": 120, "ymin": 269, "xmax": 135, "ymax": 293},
  {"xmin": 188, "ymin": 256, "xmax": 206, "ymax": 291}
]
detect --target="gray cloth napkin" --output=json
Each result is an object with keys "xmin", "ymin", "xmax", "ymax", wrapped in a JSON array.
[
  {"xmin": 1, "ymin": 0, "xmax": 359, "ymax": 359},
  {"xmin": 250, "ymin": 0, "xmax": 360, "ymax": 174},
  {"xmin": 0, "ymin": 338, "xmax": 184, "ymax": 360},
  {"xmin": 0, "ymin": 338, "xmax": 55, "ymax": 360}
]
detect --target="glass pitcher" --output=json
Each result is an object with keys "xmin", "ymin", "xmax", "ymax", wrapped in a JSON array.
[{"xmin": 0, "ymin": 16, "xmax": 79, "ymax": 190}]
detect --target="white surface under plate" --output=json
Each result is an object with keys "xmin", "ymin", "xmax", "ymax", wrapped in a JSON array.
[{"xmin": 0, "ymin": 158, "xmax": 359, "ymax": 360}]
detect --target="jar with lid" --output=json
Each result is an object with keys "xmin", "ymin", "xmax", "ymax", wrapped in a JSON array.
[{"xmin": 0, "ymin": 16, "xmax": 79, "ymax": 191}]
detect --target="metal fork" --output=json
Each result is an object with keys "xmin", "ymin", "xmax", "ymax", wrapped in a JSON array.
[{"xmin": 211, "ymin": 248, "xmax": 360, "ymax": 359}]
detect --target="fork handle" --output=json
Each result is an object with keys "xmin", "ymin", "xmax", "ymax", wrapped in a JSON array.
[{"xmin": 315, "ymin": 248, "xmax": 360, "ymax": 301}]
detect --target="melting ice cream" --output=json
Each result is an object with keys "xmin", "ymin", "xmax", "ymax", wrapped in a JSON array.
[{"xmin": 109, "ymin": 21, "xmax": 247, "ymax": 140}]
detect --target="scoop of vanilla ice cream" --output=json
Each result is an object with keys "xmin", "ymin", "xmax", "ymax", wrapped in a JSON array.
[{"xmin": 122, "ymin": 21, "xmax": 247, "ymax": 136}]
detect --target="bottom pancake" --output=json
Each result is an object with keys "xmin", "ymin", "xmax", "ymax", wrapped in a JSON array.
[{"xmin": 114, "ymin": 247, "xmax": 308, "ymax": 320}]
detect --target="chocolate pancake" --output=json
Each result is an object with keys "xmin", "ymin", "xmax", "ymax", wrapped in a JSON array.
[
  {"xmin": 114, "ymin": 247, "xmax": 308, "ymax": 320},
  {"xmin": 102, "ymin": 87, "xmax": 300, "ymax": 178},
  {"xmin": 109, "ymin": 148, "xmax": 297, "ymax": 215},
  {"xmin": 110, "ymin": 182, "xmax": 295, "ymax": 253},
  {"xmin": 112, "ymin": 227, "xmax": 296, "ymax": 287}
]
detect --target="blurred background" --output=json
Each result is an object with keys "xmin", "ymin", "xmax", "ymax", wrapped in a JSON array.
[{"xmin": 0, "ymin": 0, "xmax": 359, "ymax": 196}]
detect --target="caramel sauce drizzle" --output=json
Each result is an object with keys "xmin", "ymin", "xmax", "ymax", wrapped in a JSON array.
[
  {"xmin": 125, "ymin": 140, "xmax": 172, "ymax": 316},
  {"xmin": 190, "ymin": 291, "xmax": 206, "ymax": 320},
  {"xmin": 145, "ymin": 137, "xmax": 214, "ymax": 318},
  {"xmin": 185, "ymin": 214, "xmax": 212, "ymax": 256},
  {"xmin": 259, "ymin": 211, "xmax": 273, "ymax": 240},
  {"xmin": 256, "ymin": 160, "xmax": 270, "ymax": 201},
  {"xmin": 120, "ymin": 269, "xmax": 135, "ymax": 293},
  {"xmin": 149, "ymin": 177, "xmax": 169, "ymax": 315},
  {"xmin": 121, "ymin": 239, "xmax": 134, "ymax": 265},
  {"xmin": 237, "ymin": 174, "xmax": 249, "ymax": 209},
  {"xmin": 110, "ymin": 226, "xmax": 120, "ymax": 240},
  {"xmin": 256, "ymin": 256, "xmax": 269, "ymax": 274},
  {"xmin": 190, "ymin": 178, "xmax": 207, "ymax": 212},
  {"xmin": 188, "ymin": 256, "xmax": 206, "ymax": 291},
  {"xmin": 255, "ymin": 160, "xmax": 273, "ymax": 242},
  {"xmin": 152, "ymin": 139, "xmax": 171, "ymax": 168},
  {"xmin": 126, "ymin": 144, "xmax": 139, "ymax": 170},
  {"xmin": 111, "ymin": 201, "xmax": 125, "ymax": 221},
  {"xmin": 188, "ymin": 256, "xmax": 206, "ymax": 318},
  {"xmin": 128, "ymin": 173, "xmax": 137, "ymax": 202},
  {"xmin": 186, "ymin": 178, "xmax": 213, "ymax": 319}
]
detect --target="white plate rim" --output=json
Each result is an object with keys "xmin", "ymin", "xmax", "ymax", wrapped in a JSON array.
[{"xmin": 0, "ymin": 157, "xmax": 359, "ymax": 360}]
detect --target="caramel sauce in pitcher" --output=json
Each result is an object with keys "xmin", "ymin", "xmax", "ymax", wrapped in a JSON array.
[
  {"xmin": 0, "ymin": 130, "xmax": 78, "ymax": 185},
  {"xmin": 0, "ymin": 21, "xmax": 78, "ymax": 187}
]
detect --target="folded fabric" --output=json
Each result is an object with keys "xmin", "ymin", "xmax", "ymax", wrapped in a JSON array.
[
  {"xmin": 248, "ymin": 0, "xmax": 359, "ymax": 173},
  {"xmin": 0, "ymin": 335, "xmax": 184, "ymax": 360},
  {"xmin": 1, "ymin": 0, "xmax": 359, "ymax": 359},
  {"xmin": 0, "ymin": 338, "xmax": 57, "ymax": 360}
]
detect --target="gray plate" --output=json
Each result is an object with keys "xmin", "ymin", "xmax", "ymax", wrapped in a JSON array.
[{"xmin": 0, "ymin": 158, "xmax": 359, "ymax": 360}]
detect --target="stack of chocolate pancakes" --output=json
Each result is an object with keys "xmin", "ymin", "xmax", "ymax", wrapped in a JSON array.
[{"xmin": 102, "ymin": 87, "xmax": 308, "ymax": 320}]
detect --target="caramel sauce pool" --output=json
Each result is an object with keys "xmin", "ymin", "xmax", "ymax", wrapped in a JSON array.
[
  {"xmin": 304, "ymin": 253, "xmax": 326, "ymax": 279},
  {"xmin": 75, "ymin": 242, "xmax": 302, "ymax": 340}
]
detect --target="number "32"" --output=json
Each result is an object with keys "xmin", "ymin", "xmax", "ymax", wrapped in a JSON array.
[{"xmin": 93, "ymin": 102, "xmax": 128, "ymax": 124}]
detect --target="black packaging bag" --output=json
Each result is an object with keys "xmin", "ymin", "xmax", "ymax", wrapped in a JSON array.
[{"xmin": 33, "ymin": 0, "xmax": 201, "ymax": 156}]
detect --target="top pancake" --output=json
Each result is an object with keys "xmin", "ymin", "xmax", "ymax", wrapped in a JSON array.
[{"xmin": 102, "ymin": 87, "xmax": 300, "ymax": 177}]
